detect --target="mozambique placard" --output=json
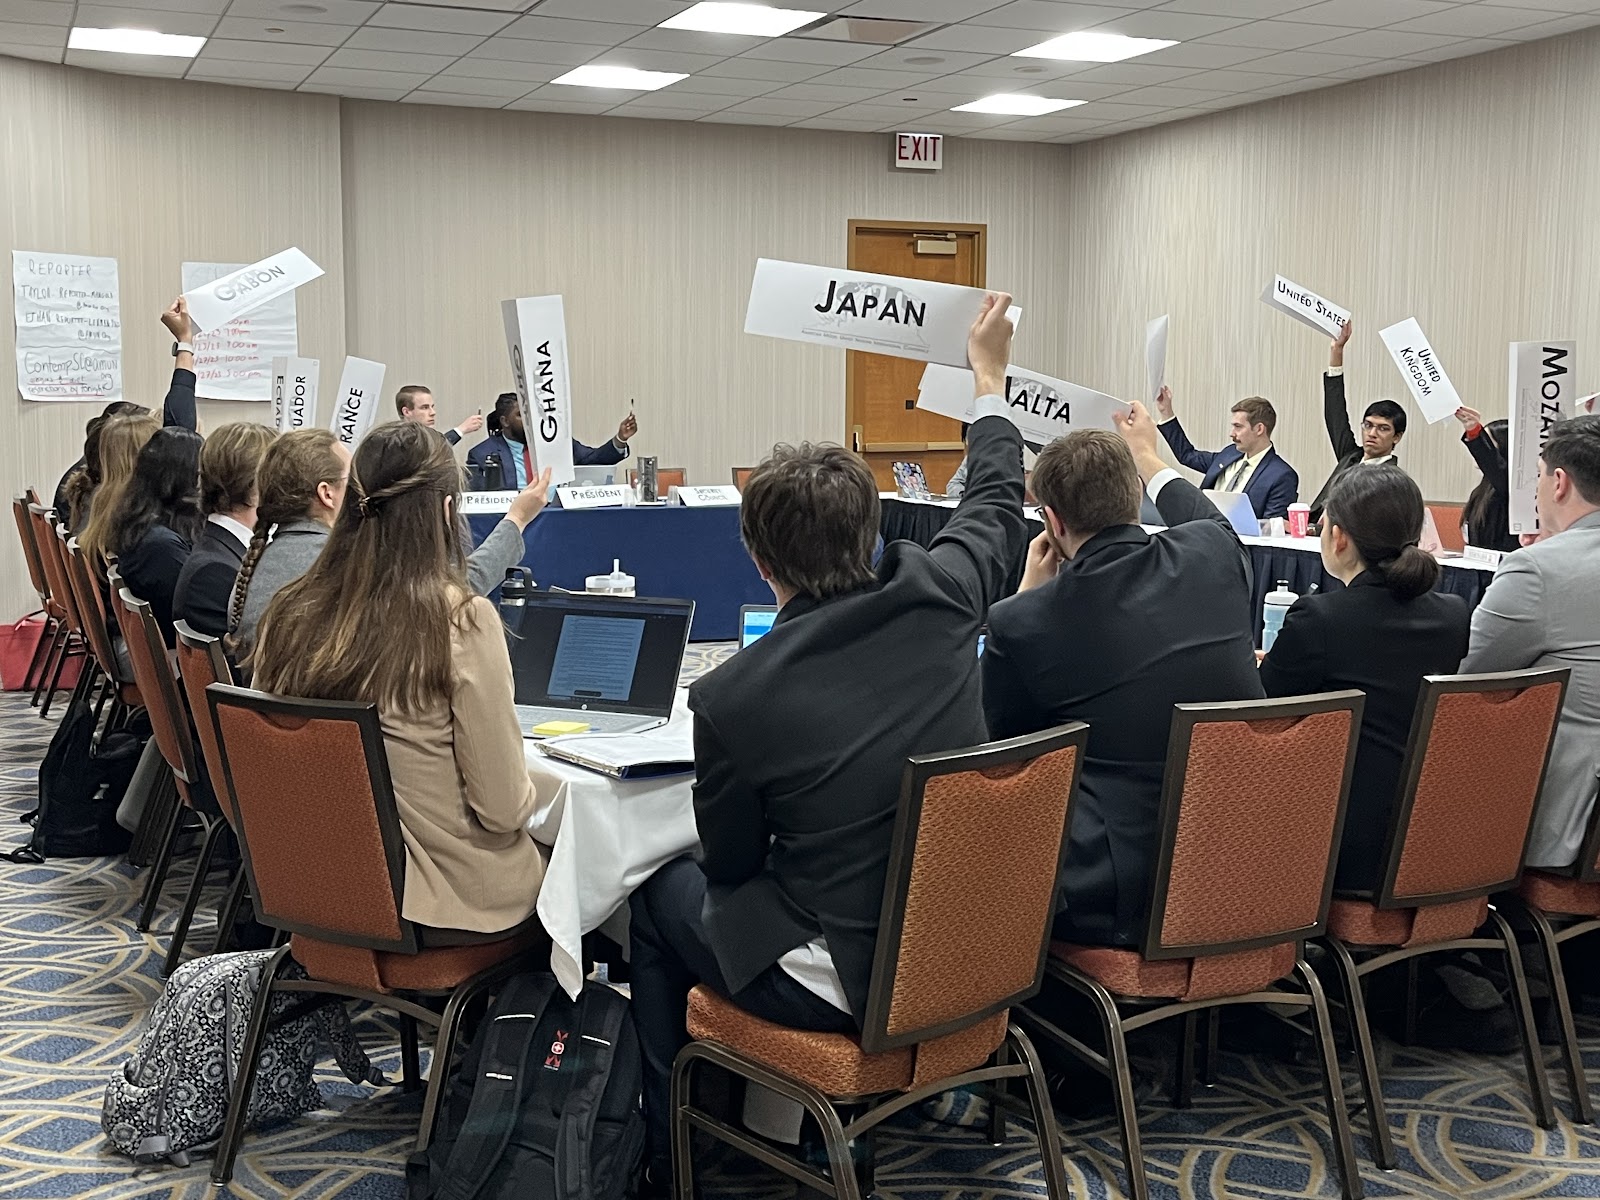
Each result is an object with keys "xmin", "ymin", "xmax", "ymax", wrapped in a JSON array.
[{"xmin": 1507, "ymin": 340, "xmax": 1577, "ymax": 534}]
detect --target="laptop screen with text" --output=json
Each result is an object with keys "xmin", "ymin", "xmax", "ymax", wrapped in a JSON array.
[{"xmin": 512, "ymin": 594, "xmax": 691, "ymax": 716}]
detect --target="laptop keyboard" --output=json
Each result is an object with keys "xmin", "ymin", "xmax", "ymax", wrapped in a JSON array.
[{"xmin": 516, "ymin": 706, "xmax": 662, "ymax": 736}]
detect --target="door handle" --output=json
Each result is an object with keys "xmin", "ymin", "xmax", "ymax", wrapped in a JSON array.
[{"xmin": 852, "ymin": 425, "xmax": 863, "ymax": 453}]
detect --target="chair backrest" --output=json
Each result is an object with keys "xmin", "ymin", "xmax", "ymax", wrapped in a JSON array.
[
  {"xmin": 206, "ymin": 683, "xmax": 416, "ymax": 953},
  {"xmin": 27, "ymin": 505, "xmax": 73, "ymax": 626},
  {"xmin": 13, "ymin": 496, "xmax": 49, "ymax": 604},
  {"xmin": 175, "ymin": 621, "xmax": 238, "ymax": 822},
  {"xmin": 629, "ymin": 467, "xmax": 688, "ymax": 491},
  {"xmin": 118, "ymin": 589, "xmax": 201, "ymax": 789},
  {"xmin": 731, "ymin": 467, "xmax": 754, "ymax": 491},
  {"xmin": 64, "ymin": 535, "xmax": 120, "ymax": 682},
  {"xmin": 1144, "ymin": 691, "xmax": 1365, "ymax": 959},
  {"xmin": 1376, "ymin": 668, "xmax": 1570, "ymax": 908},
  {"xmin": 1427, "ymin": 502, "xmax": 1466, "ymax": 553},
  {"xmin": 859, "ymin": 722, "xmax": 1089, "ymax": 1055}
]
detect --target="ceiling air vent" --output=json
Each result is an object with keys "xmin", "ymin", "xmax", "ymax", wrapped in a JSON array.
[{"xmin": 798, "ymin": 17, "xmax": 938, "ymax": 45}]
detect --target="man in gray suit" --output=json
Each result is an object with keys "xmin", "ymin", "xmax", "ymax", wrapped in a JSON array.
[{"xmin": 1461, "ymin": 414, "xmax": 1600, "ymax": 867}]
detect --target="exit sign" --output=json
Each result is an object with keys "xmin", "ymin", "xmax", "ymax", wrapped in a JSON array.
[{"xmin": 894, "ymin": 132, "xmax": 943, "ymax": 171}]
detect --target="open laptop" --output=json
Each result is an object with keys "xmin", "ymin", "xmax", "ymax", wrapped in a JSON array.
[
  {"xmin": 511, "ymin": 593, "xmax": 694, "ymax": 737},
  {"xmin": 738, "ymin": 604, "xmax": 779, "ymax": 649},
  {"xmin": 572, "ymin": 465, "xmax": 619, "ymax": 487},
  {"xmin": 1201, "ymin": 489, "xmax": 1262, "ymax": 537}
]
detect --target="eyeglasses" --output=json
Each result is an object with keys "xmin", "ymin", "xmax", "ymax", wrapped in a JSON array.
[{"xmin": 1360, "ymin": 419, "xmax": 1395, "ymax": 435}]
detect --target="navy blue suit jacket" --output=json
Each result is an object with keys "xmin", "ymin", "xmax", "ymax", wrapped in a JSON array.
[
  {"xmin": 462, "ymin": 431, "xmax": 627, "ymax": 489},
  {"xmin": 1158, "ymin": 417, "xmax": 1299, "ymax": 519}
]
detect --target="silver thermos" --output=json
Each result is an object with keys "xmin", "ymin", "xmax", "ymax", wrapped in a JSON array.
[{"xmin": 638, "ymin": 456, "xmax": 659, "ymax": 503}]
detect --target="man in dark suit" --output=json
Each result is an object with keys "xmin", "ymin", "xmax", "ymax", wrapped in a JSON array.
[
  {"xmin": 174, "ymin": 423, "xmax": 276, "ymax": 638},
  {"xmin": 1156, "ymin": 387, "xmax": 1299, "ymax": 519},
  {"xmin": 982, "ymin": 401, "xmax": 1264, "ymax": 946},
  {"xmin": 1309, "ymin": 320, "xmax": 1408, "ymax": 521},
  {"xmin": 627, "ymin": 294, "xmax": 1029, "ymax": 1184},
  {"xmin": 463, "ymin": 392, "xmax": 637, "ymax": 488}
]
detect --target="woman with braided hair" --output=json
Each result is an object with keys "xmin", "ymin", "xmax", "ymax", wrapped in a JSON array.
[{"xmin": 252, "ymin": 421, "xmax": 551, "ymax": 936}]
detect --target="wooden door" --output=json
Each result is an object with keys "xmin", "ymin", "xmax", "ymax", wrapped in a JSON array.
[{"xmin": 845, "ymin": 221, "xmax": 986, "ymax": 493}]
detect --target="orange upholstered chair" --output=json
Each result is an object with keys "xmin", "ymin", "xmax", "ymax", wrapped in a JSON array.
[
  {"xmin": 12, "ymin": 496, "xmax": 56, "ymax": 696},
  {"xmin": 672, "ymin": 723, "xmax": 1090, "ymax": 1200},
  {"xmin": 64, "ymin": 536, "xmax": 141, "ymax": 732},
  {"xmin": 731, "ymin": 467, "xmax": 754, "ymax": 491},
  {"xmin": 204, "ymin": 683, "xmax": 544, "ymax": 1185},
  {"xmin": 1317, "ymin": 668, "xmax": 1570, "ymax": 1165},
  {"xmin": 118, "ymin": 590, "xmax": 230, "ymax": 975},
  {"xmin": 27, "ymin": 505, "xmax": 87, "ymax": 716},
  {"xmin": 1508, "ymin": 796, "xmax": 1600, "ymax": 1126},
  {"xmin": 1032, "ymin": 691, "xmax": 1366, "ymax": 1200}
]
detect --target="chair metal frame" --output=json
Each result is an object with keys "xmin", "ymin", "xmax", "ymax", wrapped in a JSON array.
[
  {"xmin": 671, "ymin": 723, "xmax": 1091, "ymax": 1200},
  {"xmin": 1022, "ymin": 691, "xmax": 1367, "ymax": 1200},
  {"xmin": 12, "ymin": 495, "xmax": 57, "ymax": 698},
  {"xmin": 204, "ymin": 682, "xmax": 534, "ymax": 1185},
  {"xmin": 1315, "ymin": 668, "xmax": 1571, "ymax": 1168},
  {"xmin": 27, "ymin": 505, "xmax": 88, "ymax": 717}
]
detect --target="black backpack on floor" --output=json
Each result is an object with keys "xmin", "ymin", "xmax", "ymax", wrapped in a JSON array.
[
  {"xmin": 5, "ymin": 677, "xmax": 139, "ymax": 863},
  {"xmin": 408, "ymin": 971, "xmax": 645, "ymax": 1200}
]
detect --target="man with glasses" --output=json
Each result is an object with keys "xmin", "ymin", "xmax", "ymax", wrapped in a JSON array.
[{"xmin": 1309, "ymin": 319, "xmax": 1409, "ymax": 522}]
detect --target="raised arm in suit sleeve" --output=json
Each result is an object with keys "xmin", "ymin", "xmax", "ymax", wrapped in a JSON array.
[
  {"xmin": 1461, "ymin": 554, "xmax": 1546, "ymax": 673},
  {"xmin": 1323, "ymin": 371, "xmax": 1357, "ymax": 462},
  {"xmin": 1158, "ymin": 417, "xmax": 1221, "ymax": 476},
  {"xmin": 466, "ymin": 518, "xmax": 524, "ymax": 597},
  {"xmin": 1463, "ymin": 427, "xmax": 1510, "ymax": 508},
  {"xmin": 981, "ymin": 627, "xmax": 1039, "ymax": 741},
  {"xmin": 163, "ymin": 367, "xmax": 197, "ymax": 431},
  {"xmin": 1261, "ymin": 462, "xmax": 1300, "ymax": 519},
  {"xmin": 1152, "ymin": 473, "xmax": 1252, "ymax": 583},
  {"xmin": 450, "ymin": 598, "xmax": 537, "ymax": 835},
  {"xmin": 690, "ymin": 710, "xmax": 768, "ymax": 886},
  {"xmin": 573, "ymin": 438, "xmax": 628, "ymax": 467},
  {"xmin": 444, "ymin": 428, "xmax": 462, "ymax": 447},
  {"xmin": 926, "ymin": 409, "xmax": 1027, "ymax": 614},
  {"xmin": 1259, "ymin": 600, "xmax": 1328, "ymax": 697}
]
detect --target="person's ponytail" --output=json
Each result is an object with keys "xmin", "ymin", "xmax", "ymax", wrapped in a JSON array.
[
  {"xmin": 1376, "ymin": 544, "xmax": 1438, "ymax": 601},
  {"xmin": 1324, "ymin": 464, "xmax": 1439, "ymax": 603}
]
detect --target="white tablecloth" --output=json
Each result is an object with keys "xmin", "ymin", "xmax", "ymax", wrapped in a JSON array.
[
  {"xmin": 524, "ymin": 691, "xmax": 698, "ymax": 997},
  {"xmin": 1240, "ymin": 532, "xmax": 1499, "ymax": 576}
]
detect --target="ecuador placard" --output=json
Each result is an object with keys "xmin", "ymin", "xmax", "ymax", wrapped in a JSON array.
[{"xmin": 271, "ymin": 356, "xmax": 320, "ymax": 434}]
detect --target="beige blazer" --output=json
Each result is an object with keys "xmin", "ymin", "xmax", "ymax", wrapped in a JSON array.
[{"xmin": 380, "ymin": 594, "xmax": 545, "ymax": 933}]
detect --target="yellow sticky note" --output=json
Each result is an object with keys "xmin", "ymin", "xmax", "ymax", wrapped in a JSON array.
[{"xmin": 532, "ymin": 720, "xmax": 590, "ymax": 737}]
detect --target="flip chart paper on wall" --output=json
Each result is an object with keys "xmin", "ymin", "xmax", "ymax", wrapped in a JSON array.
[
  {"xmin": 917, "ymin": 362, "xmax": 1129, "ymax": 446},
  {"xmin": 12, "ymin": 250, "xmax": 122, "ymax": 401},
  {"xmin": 331, "ymin": 356, "xmax": 385, "ymax": 447},
  {"xmin": 1378, "ymin": 318, "xmax": 1461, "ymax": 424},
  {"xmin": 744, "ymin": 258, "xmax": 1019, "ymax": 369},
  {"xmin": 1145, "ymin": 314, "xmax": 1168, "ymax": 403},
  {"xmin": 1507, "ymin": 340, "xmax": 1577, "ymax": 534},
  {"xmin": 183, "ymin": 261, "xmax": 298, "ymax": 402},
  {"xmin": 502, "ymin": 295, "xmax": 576, "ymax": 487},
  {"xmin": 1259, "ymin": 275, "xmax": 1349, "ymax": 338},
  {"xmin": 184, "ymin": 247, "xmax": 323, "ymax": 334},
  {"xmin": 271, "ymin": 356, "xmax": 320, "ymax": 433}
]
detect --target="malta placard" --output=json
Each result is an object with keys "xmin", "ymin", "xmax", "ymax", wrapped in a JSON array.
[
  {"xmin": 1259, "ymin": 275, "xmax": 1349, "ymax": 339},
  {"xmin": 1378, "ymin": 318, "xmax": 1461, "ymax": 424},
  {"xmin": 502, "ymin": 296, "xmax": 577, "ymax": 487},
  {"xmin": 12, "ymin": 250, "xmax": 122, "ymax": 401},
  {"xmin": 184, "ymin": 248, "xmax": 323, "ymax": 334},
  {"xmin": 270, "ymin": 356, "xmax": 320, "ymax": 433},
  {"xmin": 917, "ymin": 363, "xmax": 1129, "ymax": 446},
  {"xmin": 744, "ymin": 258, "xmax": 1018, "ymax": 369},
  {"xmin": 1145, "ymin": 314, "xmax": 1168, "ymax": 404},
  {"xmin": 330, "ymin": 356, "xmax": 385, "ymax": 447},
  {"xmin": 1507, "ymin": 340, "xmax": 1577, "ymax": 535}
]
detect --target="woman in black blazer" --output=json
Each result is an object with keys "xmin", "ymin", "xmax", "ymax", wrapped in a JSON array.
[
  {"xmin": 110, "ymin": 428, "xmax": 205, "ymax": 646},
  {"xmin": 1259, "ymin": 465, "xmax": 1471, "ymax": 892},
  {"xmin": 1455, "ymin": 408, "xmax": 1519, "ymax": 553}
]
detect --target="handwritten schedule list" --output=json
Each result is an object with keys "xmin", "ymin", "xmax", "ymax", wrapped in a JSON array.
[{"xmin": 12, "ymin": 250, "xmax": 123, "ymax": 402}]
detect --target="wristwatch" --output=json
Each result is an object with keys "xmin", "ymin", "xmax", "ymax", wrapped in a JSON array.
[{"xmin": 171, "ymin": 341, "xmax": 193, "ymax": 357}]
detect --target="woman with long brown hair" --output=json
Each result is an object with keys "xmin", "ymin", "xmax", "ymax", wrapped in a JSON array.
[
  {"xmin": 79, "ymin": 412, "xmax": 161, "ymax": 571},
  {"xmin": 252, "ymin": 421, "xmax": 549, "ymax": 935}
]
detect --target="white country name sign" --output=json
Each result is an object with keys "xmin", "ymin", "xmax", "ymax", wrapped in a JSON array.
[
  {"xmin": 185, "ymin": 248, "xmax": 323, "ymax": 333},
  {"xmin": 1259, "ymin": 275, "xmax": 1349, "ymax": 339},
  {"xmin": 1508, "ymin": 340, "xmax": 1577, "ymax": 534},
  {"xmin": 503, "ymin": 295, "xmax": 576, "ymax": 487},
  {"xmin": 556, "ymin": 485, "xmax": 631, "ymax": 510},
  {"xmin": 744, "ymin": 258, "xmax": 1019, "ymax": 369},
  {"xmin": 1378, "ymin": 318, "xmax": 1461, "ymax": 424},
  {"xmin": 670, "ymin": 485, "xmax": 741, "ymax": 507},
  {"xmin": 459, "ymin": 491, "xmax": 518, "ymax": 515},
  {"xmin": 330, "ymin": 356, "xmax": 386, "ymax": 447},
  {"xmin": 270, "ymin": 356, "xmax": 320, "ymax": 433},
  {"xmin": 917, "ymin": 363, "xmax": 1129, "ymax": 446},
  {"xmin": 1145, "ymin": 314, "xmax": 1168, "ymax": 404}
]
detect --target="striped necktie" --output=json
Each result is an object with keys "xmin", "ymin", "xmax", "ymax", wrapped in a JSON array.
[{"xmin": 1223, "ymin": 456, "xmax": 1250, "ymax": 492}]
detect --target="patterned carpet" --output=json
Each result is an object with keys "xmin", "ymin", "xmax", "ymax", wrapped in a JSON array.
[{"xmin": 1, "ymin": 648, "xmax": 1598, "ymax": 1198}]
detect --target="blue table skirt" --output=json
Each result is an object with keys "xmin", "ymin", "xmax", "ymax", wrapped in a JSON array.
[{"xmin": 468, "ymin": 507, "xmax": 770, "ymax": 642}]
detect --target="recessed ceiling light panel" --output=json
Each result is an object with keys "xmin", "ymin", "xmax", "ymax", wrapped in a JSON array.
[
  {"xmin": 1013, "ymin": 31, "xmax": 1177, "ymax": 63},
  {"xmin": 660, "ymin": 3, "xmax": 823, "ymax": 37},
  {"xmin": 551, "ymin": 65, "xmax": 690, "ymax": 91},
  {"xmin": 951, "ymin": 93, "xmax": 1085, "ymax": 116},
  {"xmin": 68, "ymin": 26, "xmax": 206, "ymax": 56}
]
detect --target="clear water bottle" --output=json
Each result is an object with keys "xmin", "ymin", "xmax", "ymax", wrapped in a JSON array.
[
  {"xmin": 1262, "ymin": 579, "xmax": 1298, "ymax": 653},
  {"xmin": 499, "ymin": 566, "xmax": 533, "ymax": 642}
]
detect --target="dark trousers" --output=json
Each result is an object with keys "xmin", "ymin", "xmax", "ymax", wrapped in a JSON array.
[{"xmin": 629, "ymin": 856, "xmax": 856, "ymax": 1168}]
